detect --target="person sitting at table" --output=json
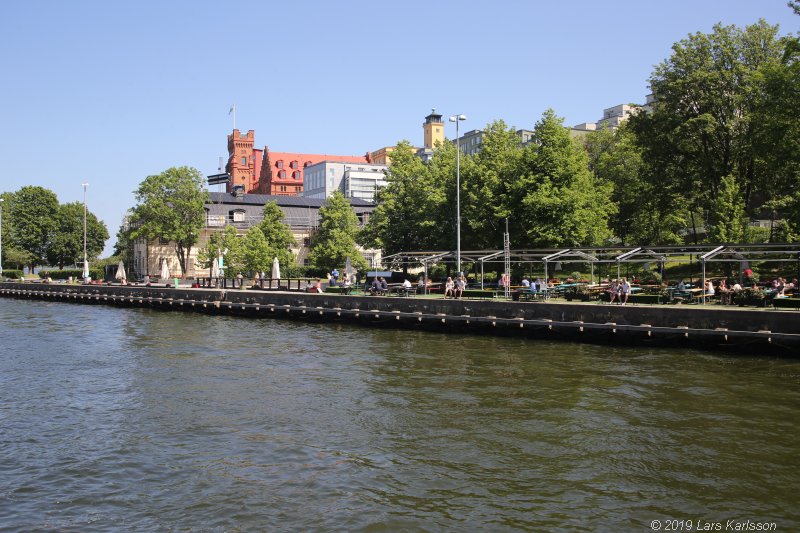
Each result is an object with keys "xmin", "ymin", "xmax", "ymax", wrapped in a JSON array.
[
  {"xmin": 620, "ymin": 277, "xmax": 631, "ymax": 305},
  {"xmin": 455, "ymin": 275, "xmax": 466, "ymax": 299},
  {"xmin": 369, "ymin": 278, "xmax": 381, "ymax": 295},
  {"xmin": 380, "ymin": 276, "xmax": 388, "ymax": 294},
  {"xmin": 718, "ymin": 279, "xmax": 731, "ymax": 304},
  {"xmin": 402, "ymin": 278, "xmax": 412, "ymax": 296},
  {"xmin": 444, "ymin": 277, "xmax": 454, "ymax": 298},
  {"xmin": 521, "ymin": 278, "xmax": 530, "ymax": 288},
  {"xmin": 342, "ymin": 276, "xmax": 352, "ymax": 294},
  {"xmin": 705, "ymin": 279, "xmax": 715, "ymax": 298},
  {"xmin": 314, "ymin": 279, "xmax": 323, "ymax": 293},
  {"xmin": 608, "ymin": 279, "xmax": 619, "ymax": 304},
  {"xmin": 677, "ymin": 279, "xmax": 686, "ymax": 291}
]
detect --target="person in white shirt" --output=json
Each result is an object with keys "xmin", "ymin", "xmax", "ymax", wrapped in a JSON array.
[{"xmin": 620, "ymin": 278, "xmax": 631, "ymax": 305}]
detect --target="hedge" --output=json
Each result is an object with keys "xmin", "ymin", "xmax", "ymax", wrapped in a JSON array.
[
  {"xmin": 2, "ymin": 269, "xmax": 25, "ymax": 279},
  {"xmin": 39, "ymin": 268, "xmax": 104, "ymax": 281}
]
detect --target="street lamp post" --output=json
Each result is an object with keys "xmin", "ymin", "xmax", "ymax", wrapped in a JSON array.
[
  {"xmin": 449, "ymin": 114, "xmax": 466, "ymax": 274},
  {"xmin": 82, "ymin": 183, "xmax": 89, "ymax": 282}
]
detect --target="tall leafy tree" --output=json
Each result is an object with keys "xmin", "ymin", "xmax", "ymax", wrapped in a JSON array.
[
  {"xmin": 461, "ymin": 120, "xmax": 521, "ymax": 249},
  {"xmin": 629, "ymin": 20, "xmax": 788, "ymax": 236},
  {"xmin": 129, "ymin": 166, "xmax": 209, "ymax": 275},
  {"xmin": 8, "ymin": 186, "xmax": 59, "ymax": 270},
  {"xmin": 46, "ymin": 202, "xmax": 109, "ymax": 268},
  {"xmin": 310, "ymin": 191, "xmax": 368, "ymax": 273},
  {"xmin": 516, "ymin": 109, "xmax": 614, "ymax": 247},
  {"xmin": 585, "ymin": 124, "xmax": 686, "ymax": 245},
  {"xmin": 707, "ymin": 175, "xmax": 747, "ymax": 243},
  {"xmin": 361, "ymin": 141, "xmax": 439, "ymax": 255},
  {"xmin": 257, "ymin": 201, "xmax": 295, "ymax": 269},
  {"xmin": 1, "ymin": 191, "xmax": 31, "ymax": 269},
  {"xmin": 241, "ymin": 226, "xmax": 272, "ymax": 274}
]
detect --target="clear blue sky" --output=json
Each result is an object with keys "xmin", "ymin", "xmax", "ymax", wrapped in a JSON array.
[{"xmin": 1, "ymin": 0, "xmax": 797, "ymax": 256}]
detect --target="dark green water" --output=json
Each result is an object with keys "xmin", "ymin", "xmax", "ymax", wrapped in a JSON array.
[{"xmin": 0, "ymin": 298, "xmax": 798, "ymax": 532}]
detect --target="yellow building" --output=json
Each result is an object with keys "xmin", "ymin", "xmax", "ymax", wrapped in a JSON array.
[{"xmin": 423, "ymin": 109, "xmax": 444, "ymax": 150}]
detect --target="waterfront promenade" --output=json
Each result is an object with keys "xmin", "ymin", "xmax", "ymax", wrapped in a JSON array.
[{"xmin": 2, "ymin": 282, "xmax": 798, "ymax": 354}]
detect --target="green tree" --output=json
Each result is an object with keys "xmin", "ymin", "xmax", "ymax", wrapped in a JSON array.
[
  {"xmin": 257, "ymin": 201, "xmax": 296, "ymax": 269},
  {"xmin": 8, "ymin": 186, "xmax": 59, "ymax": 270},
  {"xmin": 129, "ymin": 166, "xmax": 209, "ymax": 276},
  {"xmin": 241, "ymin": 226, "xmax": 271, "ymax": 274},
  {"xmin": 46, "ymin": 202, "xmax": 109, "ymax": 268},
  {"xmin": 461, "ymin": 120, "xmax": 521, "ymax": 249},
  {"xmin": 707, "ymin": 175, "xmax": 747, "ymax": 243},
  {"xmin": 1, "ymin": 192, "xmax": 31, "ymax": 269},
  {"xmin": 310, "ymin": 191, "xmax": 368, "ymax": 273},
  {"xmin": 361, "ymin": 141, "xmax": 439, "ymax": 257},
  {"xmin": 516, "ymin": 109, "xmax": 614, "ymax": 247},
  {"xmin": 629, "ymin": 20, "xmax": 790, "ymax": 239},
  {"xmin": 195, "ymin": 225, "xmax": 242, "ymax": 276},
  {"xmin": 585, "ymin": 124, "xmax": 686, "ymax": 245}
]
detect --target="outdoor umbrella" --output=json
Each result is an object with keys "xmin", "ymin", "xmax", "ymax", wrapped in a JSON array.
[
  {"xmin": 271, "ymin": 257, "xmax": 280, "ymax": 289},
  {"xmin": 82, "ymin": 259, "xmax": 90, "ymax": 282},
  {"xmin": 115, "ymin": 260, "xmax": 126, "ymax": 283},
  {"xmin": 211, "ymin": 258, "xmax": 220, "ymax": 279},
  {"xmin": 160, "ymin": 259, "xmax": 170, "ymax": 281},
  {"xmin": 345, "ymin": 256, "xmax": 353, "ymax": 281}
]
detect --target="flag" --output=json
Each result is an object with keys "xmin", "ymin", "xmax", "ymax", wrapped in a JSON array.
[{"xmin": 229, "ymin": 104, "xmax": 234, "ymax": 115}]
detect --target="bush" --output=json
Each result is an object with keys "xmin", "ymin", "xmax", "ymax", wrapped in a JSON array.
[
  {"xmin": 40, "ymin": 268, "xmax": 104, "ymax": 281},
  {"xmin": 2, "ymin": 269, "xmax": 24, "ymax": 279}
]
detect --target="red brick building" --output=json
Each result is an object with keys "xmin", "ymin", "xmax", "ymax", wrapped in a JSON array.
[{"xmin": 225, "ymin": 129, "xmax": 367, "ymax": 196}]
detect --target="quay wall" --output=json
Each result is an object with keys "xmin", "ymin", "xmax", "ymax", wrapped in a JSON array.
[{"xmin": 3, "ymin": 283, "xmax": 799, "ymax": 354}]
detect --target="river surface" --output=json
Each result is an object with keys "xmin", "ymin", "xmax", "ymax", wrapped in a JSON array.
[{"xmin": 0, "ymin": 298, "xmax": 798, "ymax": 532}]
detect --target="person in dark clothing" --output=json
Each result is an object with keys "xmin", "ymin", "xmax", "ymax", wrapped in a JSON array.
[{"xmin": 370, "ymin": 278, "xmax": 382, "ymax": 295}]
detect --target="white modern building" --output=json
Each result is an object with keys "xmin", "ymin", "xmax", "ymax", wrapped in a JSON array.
[
  {"xmin": 452, "ymin": 128, "xmax": 535, "ymax": 156},
  {"xmin": 597, "ymin": 104, "xmax": 641, "ymax": 129},
  {"xmin": 303, "ymin": 161, "xmax": 388, "ymax": 202}
]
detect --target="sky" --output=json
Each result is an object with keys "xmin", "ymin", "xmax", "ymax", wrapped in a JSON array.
[{"xmin": 1, "ymin": 0, "xmax": 798, "ymax": 256}]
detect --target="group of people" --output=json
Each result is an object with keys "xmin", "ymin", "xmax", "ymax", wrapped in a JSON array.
[
  {"xmin": 443, "ymin": 274, "xmax": 467, "ymax": 298},
  {"xmin": 369, "ymin": 276, "xmax": 389, "ymax": 296},
  {"xmin": 606, "ymin": 277, "xmax": 633, "ymax": 305}
]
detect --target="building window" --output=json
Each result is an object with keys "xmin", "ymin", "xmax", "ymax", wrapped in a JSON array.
[
  {"xmin": 295, "ymin": 186, "xmax": 301, "ymax": 192},
  {"xmin": 241, "ymin": 157, "xmax": 247, "ymax": 165},
  {"xmin": 278, "ymin": 170, "xmax": 286, "ymax": 179},
  {"xmin": 290, "ymin": 161, "xmax": 298, "ymax": 169},
  {"xmin": 277, "ymin": 160, "xmax": 284, "ymax": 169},
  {"xmin": 280, "ymin": 185, "xmax": 287, "ymax": 192},
  {"xmin": 293, "ymin": 171, "xmax": 301, "ymax": 180},
  {"xmin": 303, "ymin": 259, "xmax": 309, "ymax": 266},
  {"xmin": 159, "ymin": 237, "xmax": 170, "ymax": 245},
  {"xmin": 329, "ymin": 168, "xmax": 335, "ymax": 176},
  {"xmin": 303, "ymin": 237, "xmax": 310, "ymax": 246},
  {"xmin": 230, "ymin": 210, "xmax": 246, "ymax": 223}
]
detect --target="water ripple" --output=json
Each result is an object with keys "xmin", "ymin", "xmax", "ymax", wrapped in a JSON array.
[{"xmin": 0, "ymin": 299, "xmax": 799, "ymax": 531}]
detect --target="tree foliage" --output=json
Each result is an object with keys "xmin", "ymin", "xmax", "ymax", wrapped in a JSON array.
[
  {"xmin": 309, "ymin": 191, "xmax": 368, "ymax": 273},
  {"xmin": 46, "ymin": 202, "xmax": 109, "ymax": 268},
  {"xmin": 8, "ymin": 186, "xmax": 59, "ymax": 269},
  {"xmin": 516, "ymin": 110, "xmax": 615, "ymax": 247},
  {"xmin": 257, "ymin": 201, "xmax": 295, "ymax": 270},
  {"xmin": 629, "ymin": 21, "xmax": 790, "ymax": 229},
  {"xmin": 129, "ymin": 166, "xmax": 208, "ymax": 275}
]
